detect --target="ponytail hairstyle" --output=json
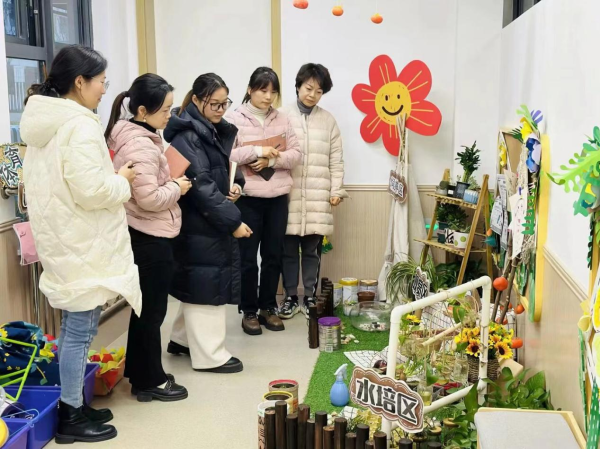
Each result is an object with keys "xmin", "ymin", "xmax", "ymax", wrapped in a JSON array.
[
  {"xmin": 25, "ymin": 45, "xmax": 107, "ymax": 104},
  {"xmin": 104, "ymin": 73, "xmax": 174, "ymax": 141},
  {"xmin": 178, "ymin": 73, "xmax": 229, "ymax": 117},
  {"xmin": 242, "ymin": 67, "xmax": 280, "ymax": 104}
]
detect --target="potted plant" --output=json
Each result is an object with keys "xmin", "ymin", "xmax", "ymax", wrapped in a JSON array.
[
  {"xmin": 463, "ymin": 176, "xmax": 481, "ymax": 204},
  {"xmin": 386, "ymin": 255, "xmax": 439, "ymax": 303},
  {"xmin": 452, "ymin": 223, "xmax": 471, "ymax": 250},
  {"xmin": 436, "ymin": 180, "xmax": 449, "ymax": 196},
  {"xmin": 455, "ymin": 141, "xmax": 481, "ymax": 199},
  {"xmin": 442, "ymin": 207, "xmax": 468, "ymax": 246}
]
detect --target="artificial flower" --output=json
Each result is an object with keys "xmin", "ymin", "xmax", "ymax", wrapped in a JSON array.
[
  {"xmin": 495, "ymin": 341, "xmax": 513, "ymax": 360},
  {"xmin": 520, "ymin": 119, "xmax": 533, "ymax": 142},
  {"xmin": 352, "ymin": 56, "xmax": 442, "ymax": 156},
  {"xmin": 489, "ymin": 334, "xmax": 502, "ymax": 345},
  {"xmin": 526, "ymin": 135, "xmax": 541, "ymax": 173},
  {"xmin": 406, "ymin": 314, "xmax": 421, "ymax": 324},
  {"xmin": 466, "ymin": 339, "xmax": 481, "ymax": 357}
]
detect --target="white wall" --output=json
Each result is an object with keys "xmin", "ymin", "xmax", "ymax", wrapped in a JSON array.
[
  {"xmin": 281, "ymin": 0, "xmax": 460, "ymax": 185},
  {"xmin": 91, "ymin": 0, "xmax": 139, "ymax": 127},
  {"xmin": 0, "ymin": 5, "xmax": 16, "ymax": 222},
  {"xmin": 452, "ymin": 0, "xmax": 502, "ymax": 186},
  {"xmin": 153, "ymin": 0, "xmax": 272, "ymax": 110},
  {"xmin": 499, "ymin": 0, "xmax": 600, "ymax": 288}
]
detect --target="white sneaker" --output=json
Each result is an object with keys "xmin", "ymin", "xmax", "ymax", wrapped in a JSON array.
[
  {"xmin": 279, "ymin": 297, "xmax": 300, "ymax": 320},
  {"xmin": 302, "ymin": 297, "xmax": 317, "ymax": 319}
]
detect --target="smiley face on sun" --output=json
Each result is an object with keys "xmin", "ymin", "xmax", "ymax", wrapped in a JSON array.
[{"xmin": 352, "ymin": 55, "xmax": 442, "ymax": 156}]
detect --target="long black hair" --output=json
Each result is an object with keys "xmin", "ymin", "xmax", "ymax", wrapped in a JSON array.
[
  {"xmin": 179, "ymin": 73, "xmax": 229, "ymax": 117},
  {"xmin": 242, "ymin": 67, "xmax": 280, "ymax": 104},
  {"xmin": 105, "ymin": 73, "xmax": 174, "ymax": 140},
  {"xmin": 25, "ymin": 45, "xmax": 107, "ymax": 104}
]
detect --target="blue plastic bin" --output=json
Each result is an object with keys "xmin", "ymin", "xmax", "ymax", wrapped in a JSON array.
[
  {"xmin": 3, "ymin": 387, "xmax": 60, "ymax": 449},
  {"xmin": 3, "ymin": 419, "xmax": 29, "ymax": 449}
]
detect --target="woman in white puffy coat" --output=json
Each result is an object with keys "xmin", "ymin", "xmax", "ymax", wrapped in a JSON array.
[
  {"xmin": 20, "ymin": 45, "xmax": 140, "ymax": 444},
  {"xmin": 279, "ymin": 64, "xmax": 348, "ymax": 319}
]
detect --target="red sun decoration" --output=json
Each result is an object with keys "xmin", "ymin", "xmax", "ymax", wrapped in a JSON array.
[{"xmin": 352, "ymin": 55, "xmax": 442, "ymax": 156}]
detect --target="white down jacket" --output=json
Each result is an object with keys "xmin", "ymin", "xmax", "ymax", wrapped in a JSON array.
[
  {"xmin": 280, "ymin": 103, "xmax": 348, "ymax": 236},
  {"xmin": 20, "ymin": 96, "xmax": 142, "ymax": 315}
]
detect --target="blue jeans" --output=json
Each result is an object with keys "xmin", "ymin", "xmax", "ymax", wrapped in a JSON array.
[{"xmin": 57, "ymin": 307, "xmax": 102, "ymax": 408}]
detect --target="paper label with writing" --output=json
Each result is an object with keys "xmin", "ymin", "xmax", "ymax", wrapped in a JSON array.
[{"xmin": 388, "ymin": 170, "xmax": 408, "ymax": 203}]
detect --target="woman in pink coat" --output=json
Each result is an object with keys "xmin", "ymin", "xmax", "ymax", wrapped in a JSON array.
[
  {"xmin": 106, "ymin": 74, "xmax": 191, "ymax": 403},
  {"xmin": 228, "ymin": 67, "xmax": 302, "ymax": 336}
]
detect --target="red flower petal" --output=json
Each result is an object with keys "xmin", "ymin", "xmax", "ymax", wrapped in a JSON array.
[
  {"xmin": 359, "ymin": 114, "xmax": 385, "ymax": 144},
  {"xmin": 406, "ymin": 100, "xmax": 442, "ymax": 136},
  {"xmin": 381, "ymin": 122, "xmax": 401, "ymax": 156},
  {"xmin": 351, "ymin": 83, "xmax": 378, "ymax": 115},
  {"xmin": 369, "ymin": 55, "xmax": 399, "ymax": 90},
  {"xmin": 398, "ymin": 60, "xmax": 433, "ymax": 102}
]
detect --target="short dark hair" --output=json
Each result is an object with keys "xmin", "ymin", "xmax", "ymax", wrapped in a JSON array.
[
  {"xmin": 26, "ymin": 45, "xmax": 107, "ymax": 103},
  {"xmin": 295, "ymin": 63, "xmax": 333, "ymax": 95},
  {"xmin": 242, "ymin": 67, "xmax": 280, "ymax": 103}
]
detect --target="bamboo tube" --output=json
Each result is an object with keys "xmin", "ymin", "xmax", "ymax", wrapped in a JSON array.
[
  {"xmin": 316, "ymin": 300, "xmax": 325, "ymax": 319},
  {"xmin": 308, "ymin": 305, "xmax": 319, "ymax": 349},
  {"xmin": 398, "ymin": 438, "xmax": 413, "ymax": 449},
  {"xmin": 266, "ymin": 410, "xmax": 277, "ymax": 449},
  {"xmin": 315, "ymin": 412, "xmax": 328, "ymax": 449},
  {"xmin": 333, "ymin": 418, "xmax": 347, "ymax": 449},
  {"xmin": 298, "ymin": 405, "xmax": 310, "ymax": 449},
  {"xmin": 365, "ymin": 441, "xmax": 375, "ymax": 448},
  {"xmin": 344, "ymin": 433, "xmax": 356, "ymax": 449},
  {"xmin": 306, "ymin": 419, "xmax": 315, "ymax": 449},
  {"xmin": 498, "ymin": 259, "xmax": 519, "ymax": 323},
  {"xmin": 287, "ymin": 414, "xmax": 298, "ymax": 449},
  {"xmin": 422, "ymin": 323, "xmax": 462, "ymax": 347},
  {"xmin": 355, "ymin": 424, "xmax": 369, "ymax": 448},
  {"xmin": 276, "ymin": 401, "xmax": 287, "ymax": 449},
  {"xmin": 323, "ymin": 426, "xmax": 334, "ymax": 449},
  {"xmin": 373, "ymin": 432, "xmax": 387, "ymax": 449}
]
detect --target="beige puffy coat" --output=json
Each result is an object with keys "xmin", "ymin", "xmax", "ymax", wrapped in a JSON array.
[{"xmin": 280, "ymin": 103, "xmax": 347, "ymax": 236}]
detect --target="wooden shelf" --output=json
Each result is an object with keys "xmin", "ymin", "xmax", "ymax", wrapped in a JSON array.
[
  {"xmin": 427, "ymin": 193, "xmax": 478, "ymax": 210},
  {"xmin": 415, "ymin": 238, "xmax": 487, "ymax": 256}
]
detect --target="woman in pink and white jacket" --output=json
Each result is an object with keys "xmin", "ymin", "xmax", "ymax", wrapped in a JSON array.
[{"xmin": 228, "ymin": 67, "xmax": 301, "ymax": 336}]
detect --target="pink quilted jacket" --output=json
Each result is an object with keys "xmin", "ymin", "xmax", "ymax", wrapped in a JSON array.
[
  {"xmin": 228, "ymin": 105, "xmax": 301, "ymax": 198},
  {"xmin": 110, "ymin": 120, "xmax": 182, "ymax": 238}
]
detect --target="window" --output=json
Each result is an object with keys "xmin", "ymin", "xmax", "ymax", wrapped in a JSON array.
[
  {"xmin": 3, "ymin": 0, "xmax": 93, "ymax": 141},
  {"xmin": 503, "ymin": 0, "xmax": 544, "ymax": 27}
]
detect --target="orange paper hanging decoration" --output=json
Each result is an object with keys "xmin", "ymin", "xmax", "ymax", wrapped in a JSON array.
[
  {"xmin": 371, "ymin": 13, "xmax": 383, "ymax": 24},
  {"xmin": 332, "ymin": 5, "xmax": 344, "ymax": 16},
  {"xmin": 293, "ymin": 0, "xmax": 309, "ymax": 9}
]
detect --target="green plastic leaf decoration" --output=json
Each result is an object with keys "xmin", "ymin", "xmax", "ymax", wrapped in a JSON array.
[
  {"xmin": 523, "ymin": 184, "xmax": 537, "ymax": 235},
  {"xmin": 516, "ymin": 104, "xmax": 536, "ymax": 130},
  {"xmin": 510, "ymin": 127, "xmax": 524, "ymax": 144}
]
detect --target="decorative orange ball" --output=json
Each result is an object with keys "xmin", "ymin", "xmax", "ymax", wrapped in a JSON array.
[
  {"xmin": 511, "ymin": 337, "xmax": 523, "ymax": 349},
  {"xmin": 493, "ymin": 276, "xmax": 509, "ymax": 291},
  {"xmin": 371, "ymin": 13, "xmax": 383, "ymax": 24},
  {"xmin": 515, "ymin": 304, "xmax": 525, "ymax": 314},
  {"xmin": 293, "ymin": 0, "xmax": 309, "ymax": 9},
  {"xmin": 332, "ymin": 5, "xmax": 344, "ymax": 16}
]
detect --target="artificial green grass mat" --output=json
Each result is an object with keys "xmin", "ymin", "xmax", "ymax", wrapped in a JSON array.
[{"xmin": 303, "ymin": 309, "xmax": 391, "ymax": 414}]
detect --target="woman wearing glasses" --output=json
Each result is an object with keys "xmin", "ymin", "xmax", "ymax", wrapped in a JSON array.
[
  {"xmin": 165, "ymin": 73, "xmax": 252, "ymax": 373},
  {"xmin": 227, "ymin": 67, "xmax": 301, "ymax": 336}
]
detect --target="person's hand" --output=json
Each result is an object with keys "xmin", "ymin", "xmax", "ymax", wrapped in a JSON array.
[
  {"xmin": 233, "ymin": 222, "xmax": 253, "ymax": 238},
  {"xmin": 118, "ymin": 161, "xmax": 135, "ymax": 185},
  {"xmin": 174, "ymin": 177, "xmax": 192, "ymax": 195},
  {"xmin": 250, "ymin": 158, "xmax": 270, "ymax": 172},
  {"xmin": 227, "ymin": 183, "xmax": 242, "ymax": 202},
  {"xmin": 330, "ymin": 197, "xmax": 342, "ymax": 206},
  {"xmin": 261, "ymin": 146, "xmax": 279, "ymax": 158}
]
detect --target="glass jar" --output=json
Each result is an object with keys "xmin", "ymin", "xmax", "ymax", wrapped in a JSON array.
[
  {"xmin": 452, "ymin": 353, "xmax": 469, "ymax": 385},
  {"xmin": 417, "ymin": 380, "xmax": 433, "ymax": 406}
]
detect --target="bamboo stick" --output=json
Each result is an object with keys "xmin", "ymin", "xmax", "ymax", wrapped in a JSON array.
[
  {"xmin": 333, "ymin": 418, "xmax": 347, "ymax": 449},
  {"xmin": 265, "ymin": 410, "xmax": 276, "ymax": 449},
  {"xmin": 355, "ymin": 424, "xmax": 369, "ymax": 448},
  {"xmin": 287, "ymin": 414, "xmax": 298, "ymax": 449},
  {"xmin": 365, "ymin": 441, "xmax": 375, "ymax": 448},
  {"xmin": 323, "ymin": 426, "xmax": 334, "ymax": 449},
  {"xmin": 298, "ymin": 405, "xmax": 310, "ymax": 449},
  {"xmin": 344, "ymin": 433, "xmax": 356, "ymax": 449},
  {"xmin": 373, "ymin": 432, "xmax": 386, "ymax": 449},
  {"xmin": 306, "ymin": 420, "xmax": 315, "ymax": 449},
  {"xmin": 315, "ymin": 412, "xmax": 328, "ymax": 449},
  {"xmin": 276, "ymin": 401, "xmax": 287, "ymax": 449}
]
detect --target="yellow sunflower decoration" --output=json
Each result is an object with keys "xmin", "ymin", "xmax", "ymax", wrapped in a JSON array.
[
  {"xmin": 466, "ymin": 339, "xmax": 481, "ymax": 357},
  {"xmin": 495, "ymin": 341, "xmax": 513, "ymax": 360},
  {"xmin": 406, "ymin": 314, "xmax": 420, "ymax": 324}
]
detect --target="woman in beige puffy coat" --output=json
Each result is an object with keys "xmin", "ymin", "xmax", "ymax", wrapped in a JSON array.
[{"xmin": 279, "ymin": 64, "xmax": 348, "ymax": 319}]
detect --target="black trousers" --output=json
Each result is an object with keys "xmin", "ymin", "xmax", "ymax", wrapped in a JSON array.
[
  {"xmin": 237, "ymin": 195, "xmax": 288, "ymax": 313},
  {"xmin": 125, "ymin": 227, "xmax": 173, "ymax": 389}
]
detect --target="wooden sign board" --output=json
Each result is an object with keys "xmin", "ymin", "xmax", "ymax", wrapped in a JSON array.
[
  {"xmin": 350, "ymin": 367, "xmax": 424, "ymax": 433},
  {"xmin": 388, "ymin": 170, "xmax": 408, "ymax": 203}
]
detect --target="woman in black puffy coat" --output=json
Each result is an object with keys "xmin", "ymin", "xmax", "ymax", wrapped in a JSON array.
[{"xmin": 164, "ymin": 73, "xmax": 252, "ymax": 373}]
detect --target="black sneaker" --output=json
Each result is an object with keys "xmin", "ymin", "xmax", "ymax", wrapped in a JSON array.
[
  {"xmin": 302, "ymin": 297, "xmax": 316, "ymax": 319},
  {"xmin": 279, "ymin": 296, "xmax": 300, "ymax": 320}
]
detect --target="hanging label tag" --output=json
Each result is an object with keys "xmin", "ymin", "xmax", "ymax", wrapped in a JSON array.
[{"xmin": 388, "ymin": 170, "xmax": 408, "ymax": 203}]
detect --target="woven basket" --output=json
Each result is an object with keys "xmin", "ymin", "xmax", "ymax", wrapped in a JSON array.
[{"xmin": 467, "ymin": 355, "xmax": 499, "ymax": 383}]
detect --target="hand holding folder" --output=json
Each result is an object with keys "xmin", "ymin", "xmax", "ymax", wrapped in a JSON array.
[
  {"xmin": 243, "ymin": 133, "xmax": 286, "ymax": 181},
  {"xmin": 164, "ymin": 145, "xmax": 191, "ymax": 178}
]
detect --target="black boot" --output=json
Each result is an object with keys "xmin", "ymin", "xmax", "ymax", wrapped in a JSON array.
[
  {"xmin": 133, "ymin": 379, "xmax": 188, "ymax": 403},
  {"xmin": 55, "ymin": 400, "xmax": 117, "ymax": 444},
  {"xmin": 82, "ymin": 391, "xmax": 113, "ymax": 424},
  {"xmin": 167, "ymin": 341, "xmax": 190, "ymax": 356}
]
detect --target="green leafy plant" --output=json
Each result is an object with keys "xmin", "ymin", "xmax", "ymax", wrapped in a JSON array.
[
  {"xmin": 438, "ymin": 204, "xmax": 468, "ymax": 227},
  {"xmin": 386, "ymin": 255, "xmax": 439, "ymax": 302},
  {"xmin": 452, "ymin": 223, "xmax": 471, "ymax": 234},
  {"xmin": 456, "ymin": 141, "xmax": 481, "ymax": 183},
  {"xmin": 547, "ymin": 126, "xmax": 600, "ymax": 218},
  {"xmin": 484, "ymin": 368, "xmax": 554, "ymax": 410},
  {"xmin": 438, "ymin": 180, "xmax": 450, "ymax": 190},
  {"xmin": 444, "ymin": 384, "xmax": 480, "ymax": 449},
  {"xmin": 436, "ymin": 260, "xmax": 484, "ymax": 289}
]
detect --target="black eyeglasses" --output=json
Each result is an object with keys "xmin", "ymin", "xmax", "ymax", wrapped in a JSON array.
[{"xmin": 208, "ymin": 99, "xmax": 233, "ymax": 112}]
